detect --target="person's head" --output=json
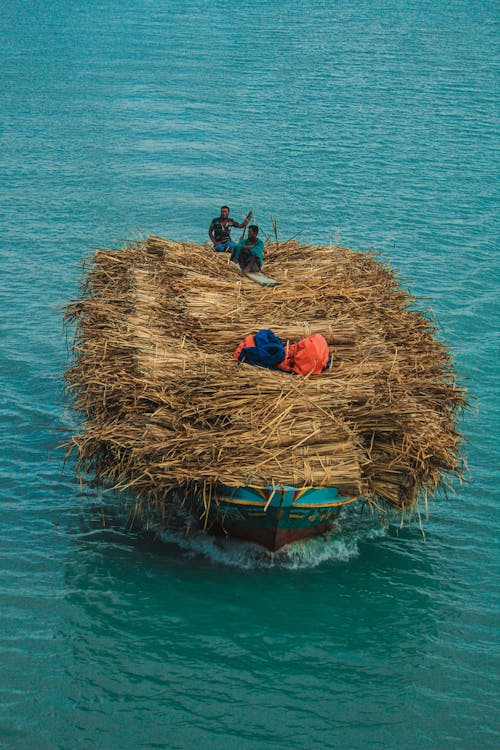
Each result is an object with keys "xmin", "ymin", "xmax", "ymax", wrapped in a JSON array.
[
  {"xmin": 248, "ymin": 225, "xmax": 259, "ymax": 239},
  {"xmin": 221, "ymin": 205, "xmax": 230, "ymax": 219}
]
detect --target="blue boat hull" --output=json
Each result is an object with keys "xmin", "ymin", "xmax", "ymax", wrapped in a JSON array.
[{"xmin": 203, "ymin": 485, "xmax": 358, "ymax": 550}]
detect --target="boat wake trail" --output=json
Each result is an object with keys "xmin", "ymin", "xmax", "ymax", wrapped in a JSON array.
[{"xmin": 157, "ymin": 508, "xmax": 387, "ymax": 570}]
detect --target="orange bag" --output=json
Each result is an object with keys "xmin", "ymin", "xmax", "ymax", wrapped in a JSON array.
[{"xmin": 279, "ymin": 334, "xmax": 330, "ymax": 375}]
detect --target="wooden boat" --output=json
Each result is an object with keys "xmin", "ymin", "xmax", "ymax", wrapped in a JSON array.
[
  {"xmin": 65, "ymin": 237, "xmax": 467, "ymax": 555},
  {"xmin": 202, "ymin": 485, "xmax": 359, "ymax": 551}
]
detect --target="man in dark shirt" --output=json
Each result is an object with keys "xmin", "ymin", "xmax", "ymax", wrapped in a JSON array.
[{"xmin": 209, "ymin": 205, "xmax": 253, "ymax": 252}]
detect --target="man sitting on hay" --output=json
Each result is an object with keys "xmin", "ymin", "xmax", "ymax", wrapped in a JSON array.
[
  {"xmin": 231, "ymin": 224, "xmax": 264, "ymax": 273},
  {"xmin": 208, "ymin": 205, "xmax": 253, "ymax": 253}
]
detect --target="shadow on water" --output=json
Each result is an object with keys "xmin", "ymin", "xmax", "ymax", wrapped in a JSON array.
[
  {"xmin": 47, "ymin": 486, "xmax": 475, "ymax": 750},
  {"xmin": 64, "ymin": 480, "xmax": 459, "ymax": 596},
  {"xmin": 69, "ymin": 484, "xmax": 405, "ymax": 570},
  {"xmin": 64, "ymin": 486, "xmax": 447, "ymax": 629}
]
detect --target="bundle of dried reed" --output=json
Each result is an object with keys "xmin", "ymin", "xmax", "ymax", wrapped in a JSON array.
[{"xmin": 64, "ymin": 235, "xmax": 467, "ymax": 523}]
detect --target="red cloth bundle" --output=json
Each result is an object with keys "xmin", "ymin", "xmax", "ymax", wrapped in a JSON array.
[{"xmin": 278, "ymin": 334, "xmax": 330, "ymax": 375}]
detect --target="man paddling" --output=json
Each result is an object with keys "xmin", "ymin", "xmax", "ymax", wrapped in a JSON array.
[
  {"xmin": 231, "ymin": 225, "xmax": 264, "ymax": 273},
  {"xmin": 209, "ymin": 205, "xmax": 252, "ymax": 253}
]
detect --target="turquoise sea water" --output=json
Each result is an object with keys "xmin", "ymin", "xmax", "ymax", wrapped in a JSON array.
[{"xmin": 1, "ymin": 1, "xmax": 499, "ymax": 748}]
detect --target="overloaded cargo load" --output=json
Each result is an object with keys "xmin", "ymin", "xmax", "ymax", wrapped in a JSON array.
[{"xmin": 64, "ymin": 235, "xmax": 467, "ymax": 542}]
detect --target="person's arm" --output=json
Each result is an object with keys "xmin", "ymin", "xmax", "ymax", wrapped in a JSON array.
[
  {"xmin": 232, "ymin": 211, "xmax": 253, "ymax": 229},
  {"xmin": 208, "ymin": 221, "xmax": 215, "ymax": 243}
]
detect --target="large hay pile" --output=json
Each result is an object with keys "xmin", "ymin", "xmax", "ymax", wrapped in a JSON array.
[{"xmin": 65, "ymin": 235, "xmax": 467, "ymax": 521}]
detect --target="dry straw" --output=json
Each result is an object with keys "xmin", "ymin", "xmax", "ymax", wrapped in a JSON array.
[{"xmin": 64, "ymin": 235, "xmax": 467, "ymax": 525}]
